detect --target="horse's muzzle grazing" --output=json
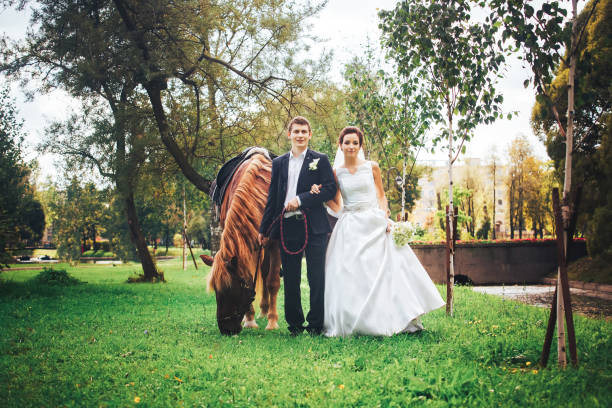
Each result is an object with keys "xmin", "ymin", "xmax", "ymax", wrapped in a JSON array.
[{"xmin": 215, "ymin": 278, "xmax": 255, "ymax": 336}]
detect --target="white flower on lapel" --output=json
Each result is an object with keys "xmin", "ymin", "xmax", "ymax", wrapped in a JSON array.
[{"xmin": 308, "ymin": 158, "xmax": 320, "ymax": 171}]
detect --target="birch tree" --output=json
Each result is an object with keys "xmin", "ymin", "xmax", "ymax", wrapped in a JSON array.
[{"xmin": 380, "ymin": 0, "xmax": 508, "ymax": 315}]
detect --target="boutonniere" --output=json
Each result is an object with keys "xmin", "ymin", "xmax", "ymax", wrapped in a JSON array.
[{"xmin": 308, "ymin": 158, "xmax": 320, "ymax": 171}]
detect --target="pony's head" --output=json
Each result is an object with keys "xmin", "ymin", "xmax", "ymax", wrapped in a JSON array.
[
  {"xmin": 210, "ymin": 255, "xmax": 255, "ymax": 335},
  {"xmin": 207, "ymin": 154, "xmax": 271, "ymax": 335}
]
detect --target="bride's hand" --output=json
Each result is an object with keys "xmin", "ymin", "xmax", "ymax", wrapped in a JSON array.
[
  {"xmin": 310, "ymin": 184, "xmax": 322, "ymax": 194},
  {"xmin": 386, "ymin": 220, "xmax": 393, "ymax": 233}
]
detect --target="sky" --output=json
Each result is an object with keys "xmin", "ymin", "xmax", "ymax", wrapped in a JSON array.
[{"xmin": 0, "ymin": 1, "xmax": 558, "ymax": 182}]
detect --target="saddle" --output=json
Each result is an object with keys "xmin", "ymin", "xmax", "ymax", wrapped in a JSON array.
[{"xmin": 210, "ymin": 147, "xmax": 276, "ymax": 208}]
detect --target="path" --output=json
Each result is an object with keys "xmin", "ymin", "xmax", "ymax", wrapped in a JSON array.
[{"xmin": 474, "ymin": 284, "xmax": 612, "ymax": 319}]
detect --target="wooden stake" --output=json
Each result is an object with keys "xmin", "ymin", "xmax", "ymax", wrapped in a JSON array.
[
  {"xmin": 445, "ymin": 205, "xmax": 452, "ymax": 316},
  {"xmin": 183, "ymin": 228, "xmax": 198, "ymax": 270},
  {"xmin": 540, "ymin": 285, "xmax": 558, "ymax": 367},
  {"xmin": 445, "ymin": 205, "xmax": 458, "ymax": 316}
]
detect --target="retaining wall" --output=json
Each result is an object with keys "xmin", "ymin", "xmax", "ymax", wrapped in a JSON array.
[{"xmin": 411, "ymin": 240, "xmax": 587, "ymax": 285}]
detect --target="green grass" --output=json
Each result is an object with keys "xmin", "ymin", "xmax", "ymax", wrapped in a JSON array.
[{"xmin": 1, "ymin": 259, "xmax": 611, "ymax": 407}]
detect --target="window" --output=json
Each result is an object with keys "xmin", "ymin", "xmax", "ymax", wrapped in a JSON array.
[{"xmin": 498, "ymin": 199, "xmax": 502, "ymax": 205}]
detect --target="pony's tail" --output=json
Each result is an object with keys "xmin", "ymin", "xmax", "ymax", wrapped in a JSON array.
[{"xmin": 254, "ymin": 248, "xmax": 265, "ymax": 309}]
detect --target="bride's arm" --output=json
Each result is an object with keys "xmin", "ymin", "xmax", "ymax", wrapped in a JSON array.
[
  {"xmin": 326, "ymin": 171, "xmax": 342, "ymax": 213},
  {"xmin": 310, "ymin": 170, "xmax": 342, "ymax": 213},
  {"xmin": 371, "ymin": 162, "xmax": 391, "ymax": 221}
]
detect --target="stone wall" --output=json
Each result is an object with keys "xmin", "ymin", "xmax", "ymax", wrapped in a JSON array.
[{"xmin": 411, "ymin": 240, "xmax": 587, "ymax": 285}]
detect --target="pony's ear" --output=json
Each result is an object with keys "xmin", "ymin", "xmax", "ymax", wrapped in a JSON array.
[
  {"xmin": 200, "ymin": 254, "xmax": 214, "ymax": 266},
  {"xmin": 225, "ymin": 256, "xmax": 238, "ymax": 274}
]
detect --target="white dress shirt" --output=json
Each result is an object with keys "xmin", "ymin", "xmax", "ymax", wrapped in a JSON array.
[{"xmin": 284, "ymin": 149, "xmax": 306, "ymax": 217}]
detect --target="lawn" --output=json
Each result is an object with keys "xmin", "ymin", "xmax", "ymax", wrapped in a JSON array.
[{"xmin": 1, "ymin": 258, "xmax": 611, "ymax": 407}]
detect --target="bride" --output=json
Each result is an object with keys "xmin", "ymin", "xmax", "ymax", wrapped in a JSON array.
[{"xmin": 311, "ymin": 126, "xmax": 445, "ymax": 337}]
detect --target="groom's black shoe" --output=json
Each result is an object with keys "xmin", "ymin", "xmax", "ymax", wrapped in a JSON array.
[{"xmin": 306, "ymin": 327, "xmax": 322, "ymax": 336}]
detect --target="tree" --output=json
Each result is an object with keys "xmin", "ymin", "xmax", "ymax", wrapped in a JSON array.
[
  {"xmin": 531, "ymin": 0, "xmax": 612, "ymax": 254},
  {"xmin": 494, "ymin": 0, "xmax": 606, "ymax": 365},
  {"xmin": 343, "ymin": 50, "xmax": 430, "ymax": 217},
  {"xmin": 49, "ymin": 179, "xmax": 110, "ymax": 262},
  {"xmin": 506, "ymin": 136, "xmax": 530, "ymax": 239},
  {"xmin": 380, "ymin": 0, "xmax": 508, "ymax": 315},
  {"xmin": 476, "ymin": 205, "xmax": 491, "ymax": 240},
  {"xmin": 106, "ymin": 0, "xmax": 326, "ymax": 193},
  {"xmin": 435, "ymin": 186, "xmax": 473, "ymax": 240},
  {"xmin": 0, "ymin": 87, "xmax": 44, "ymax": 265},
  {"xmin": 2, "ymin": 0, "xmax": 330, "ymax": 279}
]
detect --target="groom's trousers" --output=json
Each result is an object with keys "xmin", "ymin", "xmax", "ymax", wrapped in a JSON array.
[{"xmin": 279, "ymin": 216, "xmax": 327, "ymax": 333}]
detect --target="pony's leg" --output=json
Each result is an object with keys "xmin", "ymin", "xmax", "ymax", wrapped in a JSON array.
[
  {"xmin": 258, "ymin": 252, "xmax": 270, "ymax": 319},
  {"xmin": 265, "ymin": 242, "xmax": 281, "ymax": 330},
  {"xmin": 243, "ymin": 304, "xmax": 259, "ymax": 328}
]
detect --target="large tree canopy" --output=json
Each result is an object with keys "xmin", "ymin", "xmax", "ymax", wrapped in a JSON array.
[
  {"xmin": 0, "ymin": 87, "xmax": 45, "ymax": 265},
  {"xmin": 1, "ymin": 0, "xmax": 327, "ymax": 193}
]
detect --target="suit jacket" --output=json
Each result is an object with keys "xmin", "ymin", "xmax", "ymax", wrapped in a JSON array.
[{"xmin": 259, "ymin": 149, "xmax": 337, "ymax": 238}]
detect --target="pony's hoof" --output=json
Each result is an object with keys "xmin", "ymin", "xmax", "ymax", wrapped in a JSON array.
[
  {"xmin": 265, "ymin": 321, "xmax": 279, "ymax": 330},
  {"xmin": 243, "ymin": 320, "xmax": 259, "ymax": 329},
  {"xmin": 257, "ymin": 311, "xmax": 267, "ymax": 319}
]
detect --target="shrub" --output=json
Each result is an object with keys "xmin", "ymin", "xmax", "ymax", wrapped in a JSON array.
[
  {"xmin": 173, "ymin": 233, "xmax": 183, "ymax": 248},
  {"xmin": 101, "ymin": 241, "xmax": 111, "ymax": 252},
  {"xmin": 587, "ymin": 204, "xmax": 612, "ymax": 258},
  {"xmin": 31, "ymin": 267, "xmax": 84, "ymax": 285}
]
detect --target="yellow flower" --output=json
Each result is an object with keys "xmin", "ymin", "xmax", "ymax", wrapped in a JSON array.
[
  {"xmin": 526, "ymin": 361, "xmax": 531, "ymax": 366},
  {"xmin": 134, "ymin": 396, "xmax": 141, "ymax": 403},
  {"xmin": 174, "ymin": 376, "xmax": 183, "ymax": 383},
  {"xmin": 164, "ymin": 374, "xmax": 170, "ymax": 379},
  {"xmin": 338, "ymin": 384, "xmax": 345, "ymax": 390},
  {"xmin": 532, "ymin": 370, "xmax": 539, "ymax": 375}
]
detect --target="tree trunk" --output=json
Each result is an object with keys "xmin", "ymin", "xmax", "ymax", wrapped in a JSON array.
[
  {"xmin": 555, "ymin": 0, "xmax": 579, "ymax": 369},
  {"xmin": 124, "ymin": 190, "xmax": 164, "ymax": 282},
  {"xmin": 446, "ymin": 101, "xmax": 455, "ymax": 316},
  {"xmin": 145, "ymin": 81, "xmax": 211, "ymax": 194},
  {"xmin": 492, "ymin": 161, "xmax": 496, "ymax": 240}
]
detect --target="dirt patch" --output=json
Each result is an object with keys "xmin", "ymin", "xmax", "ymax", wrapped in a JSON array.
[
  {"xmin": 516, "ymin": 291, "xmax": 612, "ymax": 320},
  {"xmin": 474, "ymin": 285, "xmax": 612, "ymax": 320}
]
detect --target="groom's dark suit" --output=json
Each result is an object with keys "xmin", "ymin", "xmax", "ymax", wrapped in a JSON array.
[{"xmin": 259, "ymin": 149, "xmax": 336, "ymax": 334}]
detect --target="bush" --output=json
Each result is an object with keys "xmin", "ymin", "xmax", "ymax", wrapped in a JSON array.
[
  {"xmin": 586, "ymin": 204, "xmax": 612, "ymax": 258},
  {"xmin": 31, "ymin": 267, "xmax": 84, "ymax": 285},
  {"xmin": 173, "ymin": 233, "xmax": 183, "ymax": 248},
  {"xmin": 101, "ymin": 241, "xmax": 111, "ymax": 252}
]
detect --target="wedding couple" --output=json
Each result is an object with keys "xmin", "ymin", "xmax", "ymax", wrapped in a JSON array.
[{"xmin": 258, "ymin": 116, "xmax": 444, "ymax": 337}]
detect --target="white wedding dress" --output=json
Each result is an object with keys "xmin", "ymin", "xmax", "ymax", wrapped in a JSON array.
[{"xmin": 323, "ymin": 161, "xmax": 445, "ymax": 337}]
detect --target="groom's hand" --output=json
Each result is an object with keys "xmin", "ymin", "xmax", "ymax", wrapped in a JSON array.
[
  {"xmin": 258, "ymin": 233, "xmax": 269, "ymax": 247},
  {"xmin": 285, "ymin": 197, "xmax": 300, "ymax": 212},
  {"xmin": 310, "ymin": 184, "xmax": 322, "ymax": 194}
]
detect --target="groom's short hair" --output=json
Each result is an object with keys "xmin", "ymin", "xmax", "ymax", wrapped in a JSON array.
[
  {"xmin": 339, "ymin": 126, "xmax": 364, "ymax": 146},
  {"xmin": 288, "ymin": 116, "xmax": 311, "ymax": 133}
]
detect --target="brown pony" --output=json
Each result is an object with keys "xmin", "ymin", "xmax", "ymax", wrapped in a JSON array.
[{"xmin": 203, "ymin": 152, "xmax": 281, "ymax": 335}]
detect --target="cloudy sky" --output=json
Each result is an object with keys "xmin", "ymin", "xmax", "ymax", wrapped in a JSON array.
[{"xmin": 1, "ymin": 1, "xmax": 558, "ymax": 181}]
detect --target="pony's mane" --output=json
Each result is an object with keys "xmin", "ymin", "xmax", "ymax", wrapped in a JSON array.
[{"xmin": 208, "ymin": 153, "xmax": 271, "ymax": 291}]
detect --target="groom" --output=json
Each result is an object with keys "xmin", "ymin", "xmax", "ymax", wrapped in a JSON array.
[{"xmin": 258, "ymin": 116, "xmax": 337, "ymax": 335}]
